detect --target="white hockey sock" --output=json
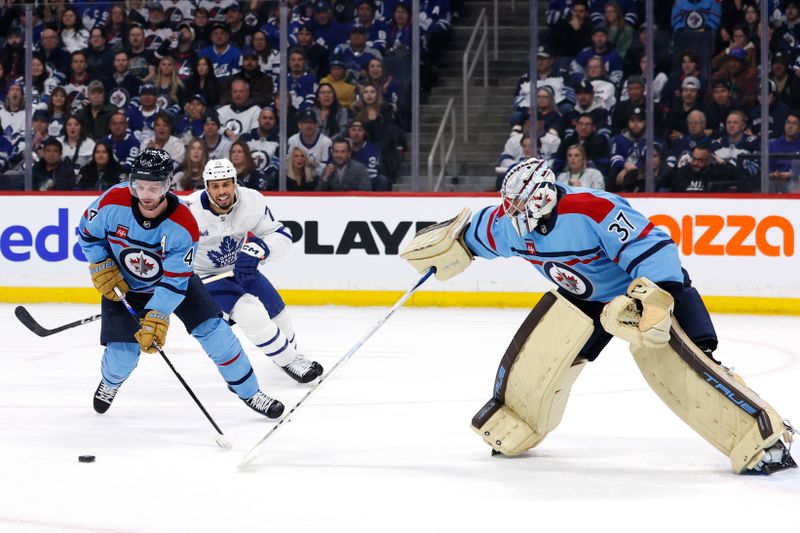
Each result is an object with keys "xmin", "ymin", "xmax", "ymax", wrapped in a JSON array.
[
  {"xmin": 231, "ymin": 295, "xmax": 295, "ymax": 367},
  {"xmin": 272, "ymin": 309, "xmax": 298, "ymax": 349}
]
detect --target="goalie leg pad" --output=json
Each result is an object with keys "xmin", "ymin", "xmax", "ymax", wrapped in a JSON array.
[
  {"xmin": 399, "ymin": 208, "xmax": 473, "ymax": 281},
  {"xmin": 632, "ymin": 320, "xmax": 791, "ymax": 473},
  {"xmin": 471, "ymin": 291, "xmax": 595, "ymax": 455}
]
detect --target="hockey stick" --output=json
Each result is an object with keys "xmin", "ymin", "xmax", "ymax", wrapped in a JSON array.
[
  {"xmin": 15, "ymin": 271, "xmax": 234, "ymax": 338},
  {"xmin": 112, "ymin": 286, "xmax": 232, "ymax": 450},
  {"xmin": 237, "ymin": 267, "xmax": 436, "ymax": 469}
]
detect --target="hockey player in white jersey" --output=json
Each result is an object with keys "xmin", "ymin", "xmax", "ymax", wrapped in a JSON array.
[{"xmin": 186, "ymin": 158, "xmax": 323, "ymax": 383}]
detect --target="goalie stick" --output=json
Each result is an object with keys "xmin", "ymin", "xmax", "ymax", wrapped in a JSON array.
[
  {"xmin": 237, "ymin": 267, "xmax": 436, "ymax": 469},
  {"xmin": 15, "ymin": 271, "xmax": 234, "ymax": 338}
]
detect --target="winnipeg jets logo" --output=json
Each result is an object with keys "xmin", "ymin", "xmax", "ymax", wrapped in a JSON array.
[
  {"xmin": 543, "ymin": 262, "xmax": 593, "ymax": 298},
  {"xmin": 120, "ymin": 249, "xmax": 163, "ymax": 281},
  {"xmin": 207, "ymin": 236, "xmax": 243, "ymax": 268},
  {"xmin": 252, "ymin": 150, "xmax": 269, "ymax": 171},
  {"xmin": 110, "ymin": 88, "xmax": 129, "ymax": 108},
  {"xmin": 225, "ymin": 118, "xmax": 244, "ymax": 136}
]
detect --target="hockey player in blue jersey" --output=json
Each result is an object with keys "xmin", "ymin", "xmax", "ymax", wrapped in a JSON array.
[
  {"xmin": 401, "ymin": 158, "xmax": 796, "ymax": 475},
  {"xmin": 79, "ymin": 148, "xmax": 285, "ymax": 419}
]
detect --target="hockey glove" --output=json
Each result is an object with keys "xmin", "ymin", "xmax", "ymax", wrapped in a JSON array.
[
  {"xmin": 89, "ymin": 259, "xmax": 130, "ymax": 301},
  {"xmin": 600, "ymin": 277, "xmax": 674, "ymax": 348},
  {"xmin": 234, "ymin": 237, "xmax": 269, "ymax": 284},
  {"xmin": 134, "ymin": 310, "xmax": 170, "ymax": 354},
  {"xmin": 400, "ymin": 208, "xmax": 474, "ymax": 281}
]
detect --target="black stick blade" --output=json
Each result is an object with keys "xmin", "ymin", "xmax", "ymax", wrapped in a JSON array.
[{"xmin": 15, "ymin": 306, "xmax": 50, "ymax": 337}]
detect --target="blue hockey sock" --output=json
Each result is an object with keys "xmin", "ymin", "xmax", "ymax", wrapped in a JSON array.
[{"xmin": 191, "ymin": 317, "xmax": 259, "ymax": 399}]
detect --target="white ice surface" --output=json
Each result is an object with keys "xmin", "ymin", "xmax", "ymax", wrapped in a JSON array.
[{"xmin": 0, "ymin": 304, "xmax": 798, "ymax": 533}]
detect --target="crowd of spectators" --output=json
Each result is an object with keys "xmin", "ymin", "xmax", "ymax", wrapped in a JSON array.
[
  {"xmin": 0, "ymin": 0, "xmax": 454, "ymax": 192},
  {"xmin": 500, "ymin": 0, "xmax": 800, "ymax": 194}
]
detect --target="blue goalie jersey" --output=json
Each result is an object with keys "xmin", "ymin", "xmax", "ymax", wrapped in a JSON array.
[
  {"xmin": 464, "ymin": 185, "xmax": 684, "ymax": 302},
  {"xmin": 78, "ymin": 184, "xmax": 200, "ymax": 314}
]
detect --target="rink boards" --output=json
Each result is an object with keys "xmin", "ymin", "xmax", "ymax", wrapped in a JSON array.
[{"xmin": 0, "ymin": 192, "xmax": 798, "ymax": 314}]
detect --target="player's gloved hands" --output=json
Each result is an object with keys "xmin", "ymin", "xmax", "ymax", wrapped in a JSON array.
[
  {"xmin": 600, "ymin": 277, "xmax": 674, "ymax": 348},
  {"xmin": 134, "ymin": 310, "xmax": 170, "ymax": 353},
  {"xmin": 89, "ymin": 259, "xmax": 130, "ymax": 301},
  {"xmin": 234, "ymin": 237, "xmax": 269, "ymax": 284}
]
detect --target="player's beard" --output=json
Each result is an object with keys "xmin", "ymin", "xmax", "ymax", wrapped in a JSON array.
[{"xmin": 212, "ymin": 192, "xmax": 233, "ymax": 210}]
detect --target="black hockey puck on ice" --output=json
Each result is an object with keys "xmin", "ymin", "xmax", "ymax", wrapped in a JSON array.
[{"xmin": 78, "ymin": 455, "xmax": 96, "ymax": 463}]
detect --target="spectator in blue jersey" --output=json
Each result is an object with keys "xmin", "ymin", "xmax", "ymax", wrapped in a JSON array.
[
  {"xmin": 387, "ymin": 1, "xmax": 413, "ymax": 56},
  {"xmin": 420, "ymin": 0, "xmax": 451, "ymax": 67},
  {"xmin": 570, "ymin": 27, "xmax": 624, "ymax": 87},
  {"xmin": 551, "ymin": 0, "xmax": 593, "ymax": 57},
  {"xmin": 288, "ymin": 48, "xmax": 319, "ymax": 112},
  {"xmin": 0, "ymin": 119, "xmax": 13, "ymax": 175},
  {"xmin": 343, "ymin": 119, "xmax": 386, "ymax": 190},
  {"xmin": 32, "ymin": 138, "xmax": 76, "ymax": 191},
  {"xmin": 668, "ymin": 110, "xmax": 712, "ymax": 169},
  {"xmin": 671, "ymin": 0, "xmax": 721, "ymax": 32},
  {"xmin": 317, "ymin": 138, "xmax": 372, "ymax": 191},
  {"xmin": 183, "ymin": 56, "xmax": 221, "ymax": 110},
  {"xmin": 335, "ymin": 26, "xmax": 383, "ymax": 81},
  {"xmin": 127, "ymin": 84, "xmax": 163, "ymax": 144},
  {"xmin": 552, "ymin": 112, "xmax": 610, "ymax": 175},
  {"xmin": 352, "ymin": 0, "xmax": 389, "ymax": 54},
  {"xmin": 609, "ymin": 108, "xmax": 647, "ymax": 192},
  {"xmin": 309, "ymin": 1, "xmax": 350, "ymax": 51},
  {"xmin": 200, "ymin": 110, "xmax": 233, "ymax": 160},
  {"xmin": 199, "ymin": 22, "xmax": 241, "ymax": 83},
  {"xmin": 710, "ymin": 110, "xmax": 759, "ymax": 179},
  {"xmin": 313, "ymin": 83, "xmax": 349, "ymax": 138},
  {"xmin": 75, "ymin": 80, "xmax": 117, "ymax": 140},
  {"xmin": 105, "ymin": 51, "xmax": 143, "ymax": 110},
  {"xmin": 296, "ymin": 24, "xmax": 331, "ymax": 79},
  {"xmin": 103, "ymin": 111, "xmax": 140, "ymax": 174},
  {"xmin": 768, "ymin": 111, "xmax": 800, "ymax": 193},
  {"xmin": 177, "ymin": 94, "xmax": 208, "ymax": 143}
]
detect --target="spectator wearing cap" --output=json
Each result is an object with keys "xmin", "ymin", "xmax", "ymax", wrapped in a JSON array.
[
  {"xmin": 35, "ymin": 28, "xmax": 71, "ymax": 81},
  {"xmin": 75, "ymin": 80, "xmax": 117, "ymax": 140},
  {"xmin": 709, "ymin": 110, "xmax": 760, "ymax": 180},
  {"xmin": 240, "ymin": 107, "xmax": 280, "ymax": 174},
  {"xmin": 661, "ymin": 51, "xmax": 707, "ymax": 110},
  {"xmin": 32, "ymin": 138, "xmax": 75, "ymax": 191},
  {"xmin": 663, "ymin": 76, "xmax": 703, "ymax": 141},
  {"xmin": 288, "ymin": 48, "xmax": 320, "ymax": 111},
  {"xmin": 612, "ymin": 75, "xmax": 645, "ymax": 135},
  {"xmin": 351, "ymin": 0, "xmax": 389, "ymax": 54},
  {"xmin": 143, "ymin": 2, "xmax": 173, "ymax": 51},
  {"xmin": 142, "ymin": 111, "xmax": 186, "ymax": 170},
  {"xmin": 222, "ymin": 49, "xmax": 274, "ymax": 107},
  {"xmin": 199, "ymin": 22, "xmax": 242, "ymax": 83},
  {"xmin": 387, "ymin": 1, "xmax": 413, "ymax": 56},
  {"xmin": 201, "ymin": 110, "xmax": 233, "ymax": 159},
  {"xmin": 609, "ymin": 107, "xmax": 647, "ymax": 192},
  {"xmin": 183, "ymin": 56, "xmax": 221, "ymax": 109},
  {"xmin": 321, "ymin": 55, "xmax": 358, "ymax": 108},
  {"xmin": 1, "ymin": 27, "xmax": 25, "ymax": 81},
  {"xmin": 317, "ymin": 138, "xmax": 372, "ymax": 191},
  {"xmin": 749, "ymin": 80, "xmax": 791, "ymax": 141},
  {"xmin": 552, "ymin": 112, "xmax": 610, "ymax": 175},
  {"xmin": 570, "ymin": 26, "xmax": 624, "ymax": 86},
  {"xmin": 334, "ymin": 26, "xmax": 383, "ymax": 81},
  {"xmin": 552, "ymin": 1, "xmax": 594, "ymax": 58},
  {"xmin": 713, "ymin": 48, "xmax": 758, "ymax": 109},
  {"xmin": 774, "ymin": 51, "xmax": 800, "ymax": 108},
  {"xmin": 296, "ymin": 24, "xmax": 332, "ymax": 79},
  {"xmin": 177, "ymin": 94, "xmax": 209, "ymax": 143},
  {"xmin": 768, "ymin": 111, "xmax": 800, "ymax": 193},
  {"xmin": 289, "ymin": 109, "xmax": 333, "ymax": 176},
  {"xmin": 217, "ymin": 79, "xmax": 261, "ymax": 140},
  {"xmin": 563, "ymin": 80, "xmax": 611, "ymax": 140},
  {"xmin": 102, "ymin": 111, "xmax": 140, "ymax": 174},
  {"xmin": 86, "ymin": 27, "xmax": 115, "ymax": 83},
  {"xmin": 156, "ymin": 22, "xmax": 200, "ymax": 83},
  {"xmin": 0, "ymin": 84, "xmax": 25, "ymax": 137},
  {"xmin": 668, "ymin": 110, "xmax": 712, "ymax": 168},
  {"xmin": 705, "ymin": 79, "xmax": 744, "ymax": 138},
  {"xmin": 309, "ymin": 1, "xmax": 350, "ymax": 51},
  {"xmin": 127, "ymin": 84, "xmax": 163, "ymax": 144},
  {"xmin": 671, "ymin": 0, "xmax": 721, "ymax": 32},
  {"xmin": 125, "ymin": 25, "xmax": 158, "ymax": 83},
  {"xmin": 105, "ymin": 51, "xmax": 143, "ymax": 110}
]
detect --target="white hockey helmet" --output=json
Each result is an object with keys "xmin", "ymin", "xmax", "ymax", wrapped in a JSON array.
[
  {"xmin": 203, "ymin": 157, "xmax": 237, "ymax": 188},
  {"xmin": 500, "ymin": 158, "xmax": 558, "ymax": 237}
]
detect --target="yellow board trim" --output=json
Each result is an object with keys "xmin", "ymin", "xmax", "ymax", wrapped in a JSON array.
[{"xmin": 2, "ymin": 287, "xmax": 799, "ymax": 315}]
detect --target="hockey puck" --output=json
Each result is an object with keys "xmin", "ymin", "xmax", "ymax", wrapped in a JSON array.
[{"xmin": 78, "ymin": 455, "xmax": 96, "ymax": 463}]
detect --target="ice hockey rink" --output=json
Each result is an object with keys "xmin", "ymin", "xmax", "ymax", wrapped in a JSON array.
[{"xmin": 1, "ymin": 303, "xmax": 798, "ymax": 533}]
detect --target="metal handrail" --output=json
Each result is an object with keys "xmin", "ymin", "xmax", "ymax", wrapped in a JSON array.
[
  {"xmin": 462, "ymin": 8, "xmax": 489, "ymax": 142},
  {"xmin": 428, "ymin": 98, "xmax": 458, "ymax": 191}
]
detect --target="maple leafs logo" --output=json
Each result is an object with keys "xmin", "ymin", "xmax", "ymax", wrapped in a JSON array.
[
  {"xmin": 207, "ymin": 236, "xmax": 242, "ymax": 268},
  {"xmin": 129, "ymin": 256, "xmax": 156, "ymax": 276}
]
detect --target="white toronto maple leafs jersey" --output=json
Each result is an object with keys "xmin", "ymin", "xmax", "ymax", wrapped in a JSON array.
[{"xmin": 185, "ymin": 187, "xmax": 293, "ymax": 276}]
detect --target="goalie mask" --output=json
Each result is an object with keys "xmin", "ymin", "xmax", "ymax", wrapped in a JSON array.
[{"xmin": 500, "ymin": 158, "xmax": 558, "ymax": 237}]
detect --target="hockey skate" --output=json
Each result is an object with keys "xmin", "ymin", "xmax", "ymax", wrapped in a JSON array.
[
  {"xmin": 748, "ymin": 440, "xmax": 797, "ymax": 475},
  {"xmin": 243, "ymin": 390, "xmax": 285, "ymax": 418},
  {"xmin": 281, "ymin": 354, "xmax": 324, "ymax": 384},
  {"xmin": 93, "ymin": 381, "xmax": 119, "ymax": 414}
]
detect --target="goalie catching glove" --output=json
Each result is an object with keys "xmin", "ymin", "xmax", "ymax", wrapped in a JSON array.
[
  {"xmin": 89, "ymin": 259, "xmax": 130, "ymax": 301},
  {"xmin": 134, "ymin": 310, "xmax": 170, "ymax": 353},
  {"xmin": 399, "ymin": 208, "xmax": 474, "ymax": 281},
  {"xmin": 600, "ymin": 277, "xmax": 674, "ymax": 348}
]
